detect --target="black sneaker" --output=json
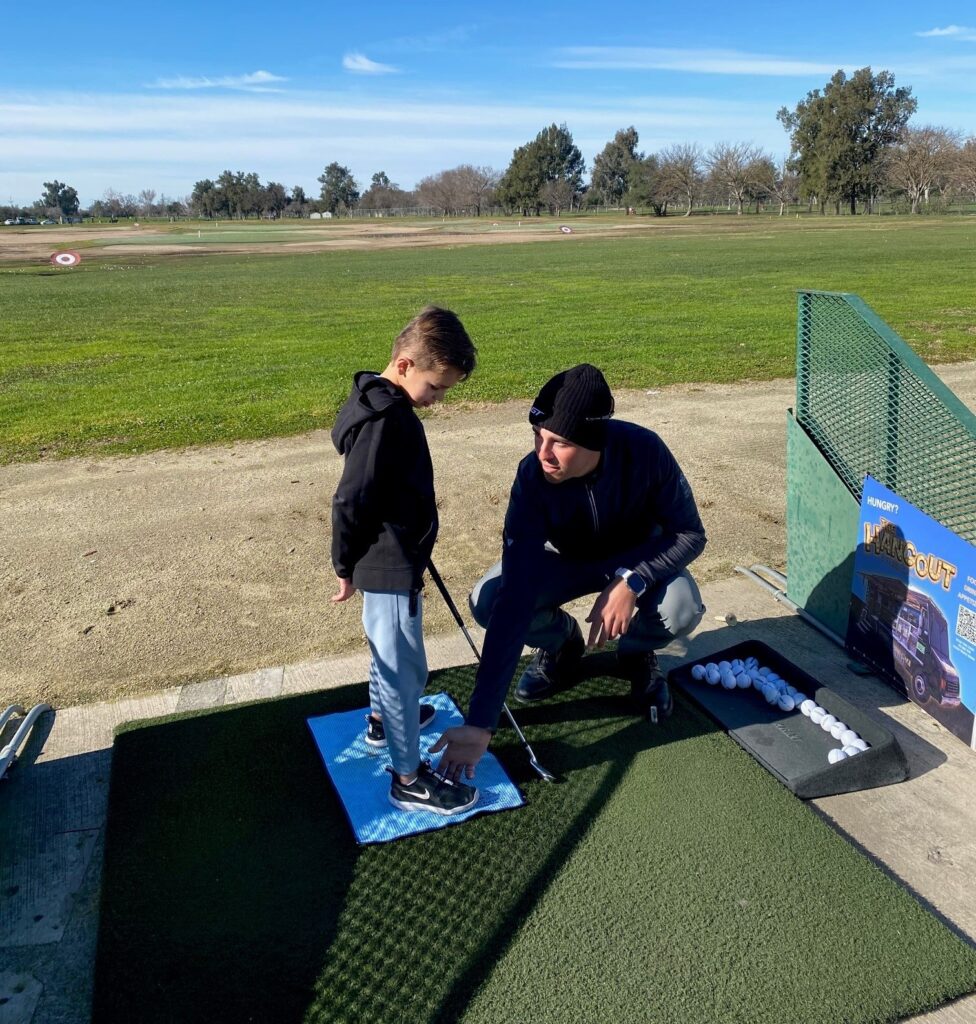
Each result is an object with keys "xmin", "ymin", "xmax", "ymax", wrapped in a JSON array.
[
  {"xmin": 515, "ymin": 618, "xmax": 585, "ymax": 703},
  {"xmin": 365, "ymin": 703, "xmax": 436, "ymax": 749},
  {"xmin": 620, "ymin": 651, "xmax": 674, "ymax": 723},
  {"xmin": 387, "ymin": 761, "xmax": 479, "ymax": 816}
]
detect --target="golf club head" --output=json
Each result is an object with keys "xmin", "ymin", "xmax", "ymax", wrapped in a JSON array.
[{"xmin": 530, "ymin": 757, "xmax": 557, "ymax": 783}]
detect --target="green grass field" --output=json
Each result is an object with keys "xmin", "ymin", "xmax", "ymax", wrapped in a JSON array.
[
  {"xmin": 2, "ymin": 217, "xmax": 975, "ymax": 463},
  {"xmin": 93, "ymin": 666, "xmax": 976, "ymax": 1024}
]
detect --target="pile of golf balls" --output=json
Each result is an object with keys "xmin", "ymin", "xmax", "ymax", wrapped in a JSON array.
[{"xmin": 688, "ymin": 655, "xmax": 871, "ymax": 765}]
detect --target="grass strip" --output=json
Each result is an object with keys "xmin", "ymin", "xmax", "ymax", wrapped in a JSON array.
[
  {"xmin": 3, "ymin": 218, "xmax": 976, "ymax": 462},
  {"xmin": 94, "ymin": 666, "xmax": 976, "ymax": 1024}
]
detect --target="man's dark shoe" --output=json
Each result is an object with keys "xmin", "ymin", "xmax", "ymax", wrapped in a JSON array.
[
  {"xmin": 620, "ymin": 651, "xmax": 674, "ymax": 723},
  {"xmin": 515, "ymin": 619, "xmax": 585, "ymax": 703},
  {"xmin": 365, "ymin": 703, "xmax": 436, "ymax": 749},
  {"xmin": 387, "ymin": 761, "xmax": 479, "ymax": 816}
]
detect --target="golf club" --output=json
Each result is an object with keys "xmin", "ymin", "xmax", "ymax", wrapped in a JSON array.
[{"xmin": 427, "ymin": 560, "xmax": 556, "ymax": 783}]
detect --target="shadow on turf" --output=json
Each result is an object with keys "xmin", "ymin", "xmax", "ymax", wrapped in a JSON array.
[{"xmin": 92, "ymin": 665, "xmax": 709, "ymax": 1024}]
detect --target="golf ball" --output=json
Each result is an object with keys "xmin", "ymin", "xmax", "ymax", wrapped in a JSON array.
[
  {"xmin": 763, "ymin": 685, "xmax": 778, "ymax": 704},
  {"xmin": 840, "ymin": 729, "xmax": 859, "ymax": 747},
  {"xmin": 828, "ymin": 748, "xmax": 848, "ymax": 764},
  {"xmin": 718, "ymin": 661, "xmax": 732, "ymax": 673},
  {"xmin": 691, "ymin": 664, "xmax": 707, "ymax": 681},
  {"xmin": 721, "ymin": 671, "xmax": 737, "ymax": 689},
  {"xmin": 820, "ymin": 714, "xmax": 838, "ymax": 732},
  {"xmin": 786, "ymin": 685, "xmax": 799, "ymax": 698},
  {"xmin": 705, "ymin": 662, "xmax": 718, "ymax": 673},
  {"xmin": 736, "ymin": 671, "xmax": 752, "ymax": 688},
  {"xmin": 777, "ymin": 694, "xmax": 796, "ymax": 712},
  {"xmin": 706, "ymin": 667, "xmax": 721, "ymax": 685},
  {"xmin": 800, "ymin": 699, "xmax": 816, "ymax": 716},
  {"xmin": 829, "ymin": 721, "xmax": 848, "ymax": 740},
  {"xmin": 793, "ymin": 693, "xmax": 808, "ymax": 707},
  {"xmin": 758, "ymin": 666, "xmax": 771, "ymax": 677},
  {"xmin": 810, "ymin": 707, "xmax": 826, "ymax": 725},
  {"xmin": 842, "ymin": 744, "xmax": 862, "ymax": 757},
  {"xmin": 850, "ymin": 738, "xmax": 869, "ymax": 752},
  {"xmin": 731, "ymin": 659, "xmax": 743, "ymax": 673}
]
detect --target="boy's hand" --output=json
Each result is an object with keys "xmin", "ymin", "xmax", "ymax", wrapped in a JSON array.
[
  {"xmin": 429, "ymin": 725, "xmax": 492, "ymax": 782},
  {"xmin": 585, "ymin": 578, "xmax": 637, "ymax": 647},
  {"xmin": 331, "ymin": 576, "xmax": 357, "ymax": 603}
]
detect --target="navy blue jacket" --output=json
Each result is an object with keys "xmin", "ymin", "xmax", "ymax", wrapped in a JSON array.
[
  {"xmin": 466, "ymin": 419, "xmax": 706, "ymax": 729},
  {"xmin": 331, "ymin": 372, "xmax": 437, "ymax": 593}
]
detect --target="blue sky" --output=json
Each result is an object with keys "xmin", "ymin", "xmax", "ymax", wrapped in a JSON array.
[{"xmin": 3, "ymin": 1, "xmax": 976, "ymax": 206}]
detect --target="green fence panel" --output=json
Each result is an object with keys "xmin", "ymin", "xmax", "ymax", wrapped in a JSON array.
[{"xmin": 788, "ymin": 290, "xmax": 976, "ymax": 632}]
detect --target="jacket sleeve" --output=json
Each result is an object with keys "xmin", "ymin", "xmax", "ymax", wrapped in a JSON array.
[
  {"xmin": 627, "ymin": 438, "xmax": 707, "ymax": 585},
  {"xmin": 465, "ymin": 468, "xmax": 549, "ymax": 730},
  {"xmin": 330, "ymin": 418, "xmax": 385, "ymax": 579}
]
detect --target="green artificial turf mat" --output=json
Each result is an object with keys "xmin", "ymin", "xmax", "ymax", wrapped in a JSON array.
[{"xmin": 93, "ymin": 667, "xmax": 976, "ymax": 1024}]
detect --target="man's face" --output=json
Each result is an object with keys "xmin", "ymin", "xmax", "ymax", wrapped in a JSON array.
[
  {"xmin": 399, "ymin": 362, "xmax": 464, "ymax": 408},
  {"xmin": 533, "ymin": 426, "xmax": 601, "ymax": 484}
]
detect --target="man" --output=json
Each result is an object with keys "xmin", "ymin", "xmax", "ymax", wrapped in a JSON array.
[{"xmin": 430, "ymin": 363, "xmax": 706, "ymax": 780}]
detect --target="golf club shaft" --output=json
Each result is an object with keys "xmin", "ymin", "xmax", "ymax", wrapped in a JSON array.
[{"xmin": 427, "ymin": 560, "xmax": 555, "ymax": 782}]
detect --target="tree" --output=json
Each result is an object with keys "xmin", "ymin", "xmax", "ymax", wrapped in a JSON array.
[
  {"xmin": 885, "ymin": 126, "xmax": 960, "ymax": 213},
  {"xmin": 262, "ymin": 182, "xmax": 288, "ymax": 219},
  {"xmin": 359, "ymin": 173, "xmax": 414, "ymax": 213},
  {"xmin": 137, "ymin": 189, "xmax": 157, "ymax": 218},
  {"xmin": 317, "ymin": 163, "xmax": 360, "ymax": 215},
  {"xmin": 39, "ymin": 180, "xmax": 80, "ymax": 220},
  {"xmin": 625, "ymin": 154, "xmax": 667, "ymax": 214},
  {"xmin": 496, "ymin": 123, "xmax": 585, "ymax": 214},
  {"xmin": 190, "ymin": 179, "xmax": 219, "ymax": 219},
  {"xmin": 746, "ymin": 156, "xmax": 798, "ymax": 215},
  {"xmin": 777, "ymin": 67, "xmax": 916, "ymax": 215},
  {"xmin": 591, "ymin": 127, "xmax": 640, "ymax": 206},
  {"xmin": 657, "ymin": 144, "xmax": 704, "ymax": 217},
  {"xmin": 954, "ymin": 138, "xmax": 976, "ymax": 203},
  {"xmin": 706, "ymin": 142, "xmax": 762, "ymax": 214}
]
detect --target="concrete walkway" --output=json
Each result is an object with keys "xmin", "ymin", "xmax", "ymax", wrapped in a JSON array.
[{"xmin": 2, "ymin": 575, "xmax": 975, "ymax": 1024}]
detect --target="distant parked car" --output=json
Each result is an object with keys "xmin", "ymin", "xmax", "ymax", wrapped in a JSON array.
[
  {"xmin": 39, "ymin": 219, "xmax": 55, "ymax": 225},
  {"xmin": 2, "ymin": 219, "xmax": 15, "ymax": 225}
]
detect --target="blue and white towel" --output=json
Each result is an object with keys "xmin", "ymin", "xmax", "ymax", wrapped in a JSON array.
[{"xmin": 307, "ymin": 691, "xmax": 525, "ymax": 845}]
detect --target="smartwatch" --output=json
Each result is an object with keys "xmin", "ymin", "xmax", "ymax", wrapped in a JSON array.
[{"xmin": 615, "ymin": 567, "xmax": 647, "ymax": 597}]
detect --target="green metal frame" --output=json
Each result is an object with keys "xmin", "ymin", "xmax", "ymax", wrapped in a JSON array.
[{"xmin": 795, "ymin": 290, "xmax": 976, "ymax": 543}]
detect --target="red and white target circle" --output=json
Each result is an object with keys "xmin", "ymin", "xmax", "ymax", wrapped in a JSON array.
[{"xmin": 50, "ymin": 251, "xmax": 81, "ymax": 267}]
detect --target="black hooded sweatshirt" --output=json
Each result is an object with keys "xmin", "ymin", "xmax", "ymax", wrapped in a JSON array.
[{"xmin": 331, "ymin": 371, "xmax": 437, "ymax": 593}]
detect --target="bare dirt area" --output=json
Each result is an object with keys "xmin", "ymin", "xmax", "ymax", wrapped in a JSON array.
[
  {"xmin": 0, "ymin": 219, "xmax": 653, "ymax": 264},
  {"xmin": 4, "ymin": 362, "xmax": 974, "ymax": 711}
]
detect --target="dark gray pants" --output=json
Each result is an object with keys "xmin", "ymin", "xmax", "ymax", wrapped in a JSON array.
[{"xmin": 470, "ymin": 551, "xmax": 704, "ymax": 654}]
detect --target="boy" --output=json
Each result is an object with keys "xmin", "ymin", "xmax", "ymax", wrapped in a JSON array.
[{"xmin": 331, "ymin": 306, "xmax": 479, "ymax": 815}]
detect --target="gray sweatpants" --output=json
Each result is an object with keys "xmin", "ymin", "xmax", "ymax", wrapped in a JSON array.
[
  {"xmin": 361, "ymin": 589, "xmax": 428, "ymax": 776},
  {"xmin": 470, "ymin": 552, "xmax": 704, "ymax": 654}
]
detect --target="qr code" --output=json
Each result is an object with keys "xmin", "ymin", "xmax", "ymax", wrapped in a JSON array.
[{"xmin": 956, "ymin": 605, "xmax": 976, "ymax": 643}]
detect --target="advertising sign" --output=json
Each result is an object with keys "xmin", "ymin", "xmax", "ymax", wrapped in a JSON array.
[{"xmin": 847, "ymin": 476, "xmax": 976, "ymax": 750}]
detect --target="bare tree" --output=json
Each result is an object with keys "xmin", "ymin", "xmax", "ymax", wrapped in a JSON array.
[
  {"xmin": 886, "ymin": 126, "xmax": 961, "ymax": 212},
  {"xmin": 453, "ymin": 165, "xmax": 500, "ymax": 215},
  {"xmin": 747, "ymin": 156, "xmax": 799, "ymax": 215},
  {"xmin": 706, "ymin": 142, "xmax": 761, "ymax": 214},
  {"xmin": 954, "ymin": 138, "xmax": 976, "ymax": 203},
  {"xmin": 658, "ymin": 144, "xmax": 704, "ymax": 217},
  {"xmin": 137, "ymin": 189, "xmax": 157, "ymax": 218}
]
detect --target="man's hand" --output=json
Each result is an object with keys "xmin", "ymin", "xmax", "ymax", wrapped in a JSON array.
[
  {"xmin": 331, "ymin": 576, "xmax": 356, "ymax": 603},
  {"xmin": 585, "ymin": 578, "xmax": 637, "ymax": 647},
  {"xmin": 429, "ymin": 725, "xmax": 492, "ymax": 782}
]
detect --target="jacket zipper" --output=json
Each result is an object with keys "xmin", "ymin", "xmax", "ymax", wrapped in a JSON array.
[{"xmin": 586, "ymin": 484, "xmax": 600, "ymax": 535}]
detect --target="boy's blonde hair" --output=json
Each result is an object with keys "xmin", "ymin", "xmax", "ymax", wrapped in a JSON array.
[{"xmin": 392, "ymin": 306, "xmax": 477, "ymax": 379}]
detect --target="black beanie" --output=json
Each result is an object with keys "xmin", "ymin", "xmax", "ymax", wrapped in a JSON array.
[{"xmin": 529, "ymin": 364, "xmax": 615, "ymax": 451}]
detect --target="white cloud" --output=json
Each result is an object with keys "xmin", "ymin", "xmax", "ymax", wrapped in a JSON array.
[
  {"xmin": 148, "ymin": 70, "xmax": 287, "ymax": 91},
  {"xmin": 342, "ymin": 53, "xmax": 398, "ymax": 75},
  {"xmin": 916, "ymin": 25, "xmax": 976, "ymax": 41},
  {"xmin": 554, "ymin": 47, "xmax": 841, "ymax": 76}
]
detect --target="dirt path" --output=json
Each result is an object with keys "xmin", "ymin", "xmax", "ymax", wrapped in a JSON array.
[{"xmin": 3, "ymin": 365, "xmax": 975, "ymax": 709}]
